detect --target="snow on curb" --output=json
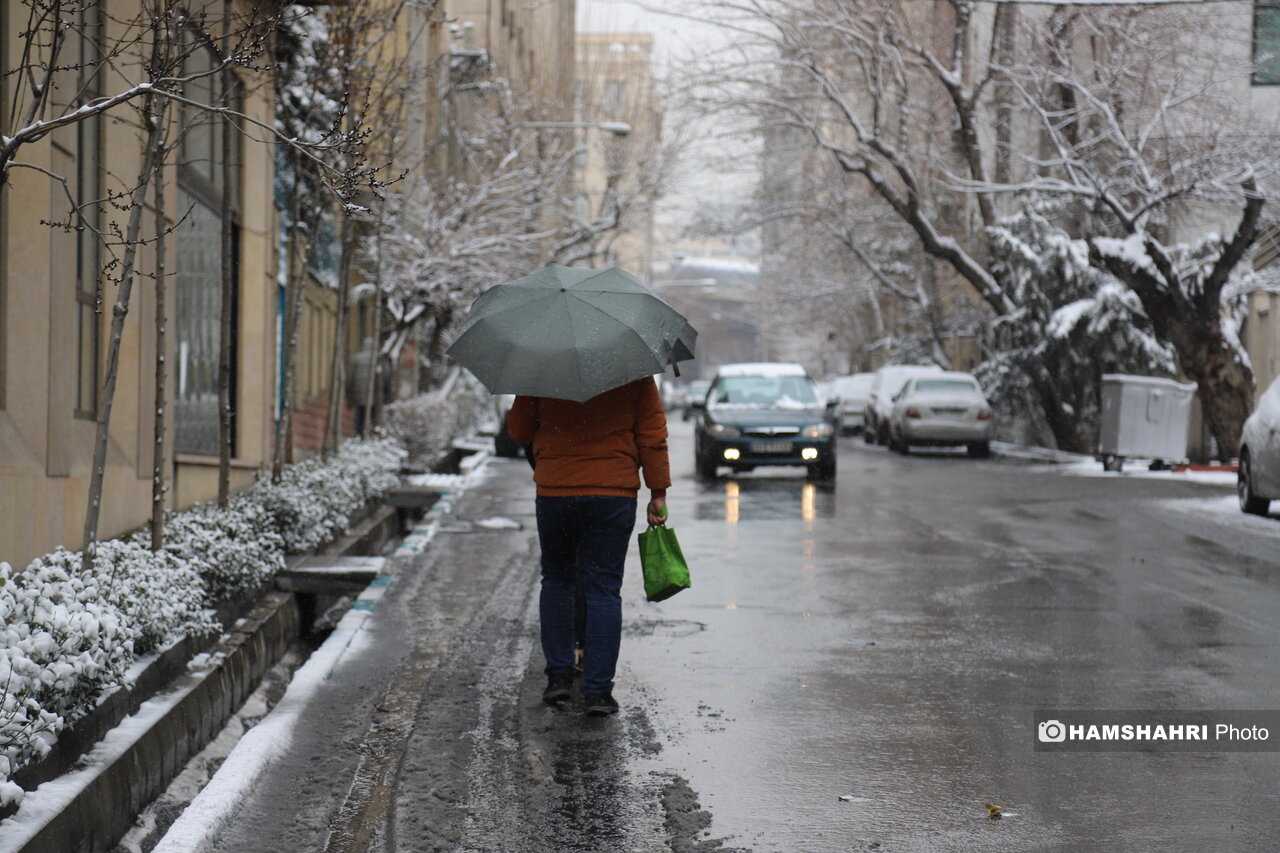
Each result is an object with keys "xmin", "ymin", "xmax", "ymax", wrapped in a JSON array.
[
  {"xmin": 152, "ymin": 585, "xmax": 386, "ymax": 853},
  {"xmin": 152, "ymin": 450, "xmax": 491, "ymax": 853},
  {"xmin": 0, "ymin": 661, "xmax": 217, "ymax": 853}
]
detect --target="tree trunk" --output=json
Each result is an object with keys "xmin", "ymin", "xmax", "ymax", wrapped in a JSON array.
[
  {"xmin": 151, "ymin": 123, "xmax": 169, "ymax": 550},
  {"xmin": 82, "ymin": 90, "xmax": 165, "ymax": 569},
  {"xmin": 1029, "ymin": 362, "xmax": 1093, "ymax": 454},
  {"xmin": 1176, "ymin": 337, "xmax": 1253, "ymax": 458},
  {"xmin": 217, "ymin": 15, "xmax": 236, "ymax": 506},
  {"xmin": 1092, "ymin": 244, "xmax": 1254, "ymax": 458},
  {"xmin": 367, "ymin": 232, "xmax": 386, "ymax": 430},
  {"xmin": 323, "ymin": 212, "xmax": 356, "ymax": 457}
]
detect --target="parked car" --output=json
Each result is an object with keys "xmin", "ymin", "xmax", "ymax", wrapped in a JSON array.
[
  {"xmin": 692, "ymin": 363, "xmax": 837, "ymax": 480},
  {"xmin": 864, "ymin": 364, "xmax": 946, "ymax": 445},
  {"xmin": 492, "ymin": 394, "xmax": 523, "ymax": 458},
  {"xmin": 829, "ymin": 373, "xmax": 875, "ymax": 435},
  {"xmin": 1238, "ymin": 374, "xmax": 1280, "ymax": 515},
  {"xmin": 682, "ymin": 379, "xmax": 711, "ymax": 421},
  {"xmin": 886, "ymin": 372, "xmax": 992, "ymax": 457},
  {"xmin": 660, "ymin": 377, "xmax": 688, "ymax": 411}
]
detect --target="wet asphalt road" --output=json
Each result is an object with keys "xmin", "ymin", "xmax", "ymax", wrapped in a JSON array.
[
  {"xmin": 636, "ymin": 421, "xmax": 1280, "ymax": 851},
  {"xmin": 195, "ymin": 419, "xmax": 1280, "ymax": 852}
]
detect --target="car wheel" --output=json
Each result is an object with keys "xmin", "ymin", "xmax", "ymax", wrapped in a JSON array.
[
  {"xmin": 864, "ymin": 421, "xmax": 876, "ymax": 444},
  {"xmin": 493, "ymin": 420, "xmax": 522, "ymax": 458},
  {"xmin": 1239, "ymin": 450, "xmax": 1270, "ymax": 516},
  {"xmin": 808, "ymin": 457, "xmax": 837, "ymax": 481},
  {"xmin": 696, "ymin": 448, "xmax": 718, "ymax": 479},
  {"xmin": 967, "ymin": 441, "xmax": 990, "ymax": 459}
]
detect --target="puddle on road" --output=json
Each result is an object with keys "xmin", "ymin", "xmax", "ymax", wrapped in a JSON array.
[{"xmin": 693, "ymin": 476, "xmax": 837, "ymax": 524}]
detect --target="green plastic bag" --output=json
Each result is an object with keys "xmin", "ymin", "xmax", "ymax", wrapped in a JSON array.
[{"xmin": 638, "ymin": 523, "xmax": 691, "ymax": 602}]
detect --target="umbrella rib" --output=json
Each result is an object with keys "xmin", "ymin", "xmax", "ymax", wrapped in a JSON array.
[
  {"xmin": 566, "ymin": 295, "xmax": 670, "ymax": 395},
  {"xmin": 569, "ymin": 291, "xmax": 672, "ymax": 363}
]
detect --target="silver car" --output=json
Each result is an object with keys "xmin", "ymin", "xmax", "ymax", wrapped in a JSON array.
[
  {"xmin": 887, "ymin": 372, "xmax": 992, "ymax": 457},
  {"xmin": 1238, "ymin": 375, "xmax": 1280, "ymax": 515},
  {"xmin": 864, "ymin": 364, "xmax": 946, "ymax": 445},
  {"xmin": 830, "ymin": 373, "xmax": 874, "ymax": 435}
]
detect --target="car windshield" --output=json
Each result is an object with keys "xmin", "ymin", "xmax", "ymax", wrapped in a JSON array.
[{"xmin": 710, "ymin": 375, "xmax": 818, "ymax": 409}]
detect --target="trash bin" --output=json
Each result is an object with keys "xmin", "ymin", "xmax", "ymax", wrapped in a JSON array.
[{"xmin": 1098, "ymin": 374, "xmax": 1197, "ymax": 472}]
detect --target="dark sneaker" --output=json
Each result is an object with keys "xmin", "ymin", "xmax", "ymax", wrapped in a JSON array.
[
  {"xmin": 543, "ymin": 673, "xmax": 574, "ymax": 705},
  {"xmin": 583, "ymin": 692, "xmax": 619, "ymax": 717}
]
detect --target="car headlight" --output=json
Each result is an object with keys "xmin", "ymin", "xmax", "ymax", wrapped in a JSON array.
[
  {"xmin": 802, "ymin": 423, "xmax": 833, "ymax": 438},
  {"xmin": 706, "ymin": 422, "xmax": 741, "ymax": 438}
]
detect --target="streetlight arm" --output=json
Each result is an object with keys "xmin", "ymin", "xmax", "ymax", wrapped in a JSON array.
[{"xmin": 516, "ymin": 120, "xmax": 632, "ymax": 137}]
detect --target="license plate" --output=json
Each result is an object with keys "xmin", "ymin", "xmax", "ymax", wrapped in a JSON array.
[
  {"xmin": 932, "ymin": 408, "xmax": 967, "ymax": 416},
  {"xmin": 750, "ymin": 441, "xmax": 794, "ymax": 454}
]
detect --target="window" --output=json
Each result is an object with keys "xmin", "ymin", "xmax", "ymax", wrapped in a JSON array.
[
  {"xmin": 75, "ymin": 2, "xmax": 105, "ymax": 418},
  {"xmin": 1256, "ymin": 0, "xmax": 1280, "ymax": 84},
  {"xmin": 602, "ymin": 80, "xmax": 625, "ymax": 116},
  {"xmin": 174, "ymin": 43, "xmax": 240, "ymax": 455}
]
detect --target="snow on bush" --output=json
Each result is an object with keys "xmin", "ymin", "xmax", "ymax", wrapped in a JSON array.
[
  {"xmin": 1, "ymin": 559, "xmax": 133, "ymax": 797},
  {"xmin": 34, "ymin": 543, "xmax": 217, "ymax": 658},
  {"xmin": 248, "ymin": 438, "xmax": 406, "ymax": 553},
  {"xmin": 383, "ymin": 370, "xmax": 489, "ymax": 469},
  {"xmin": 0, "ymin": 436, "xmax": 405, "ymax": 794},
  {"xmin": 165, "ymin": 500, "xmax": 285, "ymax": 604}
]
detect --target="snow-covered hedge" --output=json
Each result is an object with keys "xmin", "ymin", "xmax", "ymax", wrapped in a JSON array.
[
  {"xmin": 164, "ymin": 500, "xmax": 286, "ymax": 605},
  {"xmin": 0, "ymin": 437, "xmax": 405, "ymax": 806},
  {"xmin": 247, "ymin": 438, "xmax": 405, "ymax": 553},
  {"xmin": 383, "ymin": 370, "xmax": 489, "ymax": 469}
]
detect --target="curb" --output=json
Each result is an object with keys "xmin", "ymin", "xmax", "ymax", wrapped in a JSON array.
[
  {"xmin": 151, "ymin": 462, "xmax": 484, "ymax": 851},
  {"xmin": 0, "ymin": 593, "xmax": 300, "ymax": 853},
  {"xmin": 152, "ymin": 577, "xmax": 395, "ymax": 853}
]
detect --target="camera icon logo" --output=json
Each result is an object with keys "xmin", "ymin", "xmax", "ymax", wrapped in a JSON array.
[{"xmin": 1038, "ymin": 720, "xmax": 1067, "ymax": 743}]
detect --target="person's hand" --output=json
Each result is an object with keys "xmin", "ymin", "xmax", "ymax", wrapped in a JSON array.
[{"xmin": 647, "ymin": 492, "xmax": 668, "ymax": 525}]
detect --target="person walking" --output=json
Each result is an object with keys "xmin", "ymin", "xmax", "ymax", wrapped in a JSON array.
[
  {"xmin": 346, "ymin": 338, "xmax": 376, "ymax": 437},
  {"xmin": 506, "ymin": 376, "xmax": 671, "ymax": 716}
]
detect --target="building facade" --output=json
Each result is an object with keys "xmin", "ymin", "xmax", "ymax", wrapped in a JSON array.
[{"xmin": 1, "ymin": 1, "xmax": 281, "ymax": 568}]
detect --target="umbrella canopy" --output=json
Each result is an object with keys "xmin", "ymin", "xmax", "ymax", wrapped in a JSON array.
[{"xmin": 446, "ymin": 265, "xmax": 695, "ymax": 402}]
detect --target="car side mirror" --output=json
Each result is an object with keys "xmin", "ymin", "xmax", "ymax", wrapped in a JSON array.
[{"xmin": 826, "ymin": 397, "xmax": 838, "ymax": 409}]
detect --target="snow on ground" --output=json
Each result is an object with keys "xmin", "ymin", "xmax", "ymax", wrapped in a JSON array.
[
  {"xmin": 152, "ymin": 451, "xmax": 490, "ymax": 852},
  {"xmin": 152, "ymin": 584, "xmax": 387, "ymax": 853},
  {"xmin": 1153, "ymin": 493, "xmax": 1280, "ymax": 535},
  {"xmin": 1051, "ymin": 459, "xmax": 1237, "ymax": 489}
]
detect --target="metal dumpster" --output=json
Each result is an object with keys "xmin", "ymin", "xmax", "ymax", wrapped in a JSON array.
[{"xmin": 1098, "ymin": 374, "xmax": 1197, "ymax": 472}]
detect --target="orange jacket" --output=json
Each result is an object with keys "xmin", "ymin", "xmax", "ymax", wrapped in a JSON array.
[{"xmin": 506, "ymin": 378, "xmax": 671, "ymax": 498}]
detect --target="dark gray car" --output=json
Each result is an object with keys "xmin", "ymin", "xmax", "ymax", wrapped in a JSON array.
[{"xmin": 693, "ymin": 363, "xmax": 837, "ymax": 480}]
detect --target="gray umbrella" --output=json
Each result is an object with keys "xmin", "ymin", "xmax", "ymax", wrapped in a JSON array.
[{"xmin": 446, "ymin": 265, "xmax": 696, "ymax": 402}]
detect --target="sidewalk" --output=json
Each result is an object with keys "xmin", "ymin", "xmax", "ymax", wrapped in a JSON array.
[
  {"xmin": 150, "ymin": 457, "xmax": 539, "ymax": 852},
  {"xmin": 147, "ymin": 455, "xmax": 724, "ymax": 853}
]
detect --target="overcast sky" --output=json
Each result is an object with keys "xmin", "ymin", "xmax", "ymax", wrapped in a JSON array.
[{"xmin": 575, "ymin": 0, "xmax": 760, "ymax": 256}]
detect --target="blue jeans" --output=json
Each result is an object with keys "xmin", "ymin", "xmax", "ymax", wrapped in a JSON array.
[{"xmin": 536, "ymin": 495, "xmax": 636, "ymax": 695}]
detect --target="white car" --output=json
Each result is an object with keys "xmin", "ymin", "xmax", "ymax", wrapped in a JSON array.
[
  {"xmin": 887, "ymin": 372, "xmax": 992, "ymax": 457},
  {"xmin": 829, "ymin": 373, "xmax": 875, "ymax": 435},
  {"xmin": 492, "ymin": 394, "xmax": 522, "ymax": 457},
  {"xmin": 864, "ymin": 364, "xmax": 946, "ymax": 445},
  {"xmin": 1238, "ymin": 374, "xmax": 1280, "ymax": 515}
]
